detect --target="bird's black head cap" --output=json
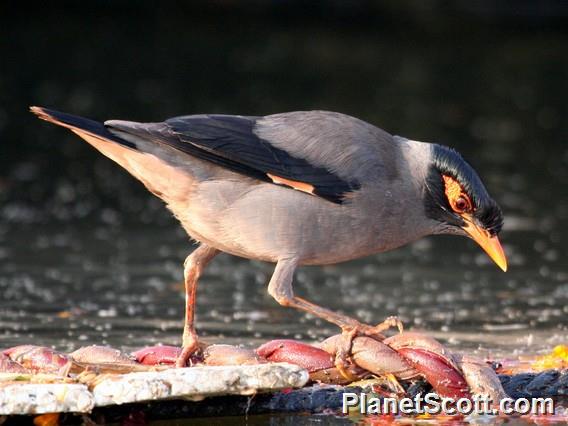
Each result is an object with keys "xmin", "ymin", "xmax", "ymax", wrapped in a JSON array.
[{"xmin": 424, "ymin": 144, "xmax": 503, "ymax": 235}]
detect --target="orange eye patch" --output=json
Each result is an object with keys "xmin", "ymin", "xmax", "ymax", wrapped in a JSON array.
[{"xmin": 442, "ymin": 175, "xmax": 473, "ymax": 213}]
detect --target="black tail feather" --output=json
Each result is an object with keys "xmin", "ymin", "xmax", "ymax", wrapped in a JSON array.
[{"xmin": 30, "ymin": 106, "xmax": 136, "ymax": 149}]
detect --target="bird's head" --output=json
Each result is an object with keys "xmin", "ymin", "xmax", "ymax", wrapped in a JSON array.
[{"xmin": 423, "ymin": 144, "xmax": 507, "ymax": 271}]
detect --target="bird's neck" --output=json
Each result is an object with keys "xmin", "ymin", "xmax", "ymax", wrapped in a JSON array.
[{"xmin": 391, "ymin": 137, "xmax": 440, "ymax": 236}]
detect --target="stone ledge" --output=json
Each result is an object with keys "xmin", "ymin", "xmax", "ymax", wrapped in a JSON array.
[{"xmin": 0, "ymin": 363, "xmax": 309, "ymax": 415}]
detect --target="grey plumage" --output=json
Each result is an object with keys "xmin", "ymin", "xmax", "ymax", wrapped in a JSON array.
[
  {"xmin": 30, "ymin": 106, "xmax": 505, "ymax": 367},
  {"xmin": 104, "ymin": 110, "xmax": 435, "ymax": 264}
]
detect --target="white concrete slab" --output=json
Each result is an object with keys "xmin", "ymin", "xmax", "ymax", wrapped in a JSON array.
[
  {"xmin": 0, "ymin": 363, "xmax": 309, "ymax": 414},
  {"xmin": 0, "ymin": 383, "xmax": 94, "ymax": 415},
  {"xmin": 93, "ymin": 363, "xmax": 309, "ymax": 405}
]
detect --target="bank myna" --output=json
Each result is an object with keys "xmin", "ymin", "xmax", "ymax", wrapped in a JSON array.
[{"xmin": 31, "ymin": 107, "xmax": 507, "ymax": 369}]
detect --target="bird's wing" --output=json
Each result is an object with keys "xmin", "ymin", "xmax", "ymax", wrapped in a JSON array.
[{"xmin": 106, "ymin": 111, "xmax": 392, "ymax": 204}]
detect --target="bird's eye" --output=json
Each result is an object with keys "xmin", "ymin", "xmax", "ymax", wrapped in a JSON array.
[
  {"xmin": 453, "ymin": 196, "xmax": 471, "ymax": 213},
  {"xmin": 442, "ymin": 175, "xmax": 473, "ymax": 214}
]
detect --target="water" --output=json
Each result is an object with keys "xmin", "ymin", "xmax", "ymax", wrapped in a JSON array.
[{"xmin": 1, "ymin": 3, "xmax": 567, "ymax": 424}]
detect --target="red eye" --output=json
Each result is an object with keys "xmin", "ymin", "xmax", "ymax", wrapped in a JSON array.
[{"xmin": 454, "ymin": 196, "xmax": 470, "ymax": 212}]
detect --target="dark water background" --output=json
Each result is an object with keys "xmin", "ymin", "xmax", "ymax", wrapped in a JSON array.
[{"xmin": 1, "ymin": 2, "xmax": 567, "ymax": 424}]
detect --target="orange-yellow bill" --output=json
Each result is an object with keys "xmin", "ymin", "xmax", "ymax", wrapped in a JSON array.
[{"xmin": 463, "ymin": 221, "xmax": 507, "ymax": 272}]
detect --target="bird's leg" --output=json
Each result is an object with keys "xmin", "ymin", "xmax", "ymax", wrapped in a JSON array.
[
  {"xmin": 176, "ymin": 244, "xmax": 219, "ymax": 367},
  {"xmin": 268, "ymin": 258, "xmax": 402, "ymax": 378}
]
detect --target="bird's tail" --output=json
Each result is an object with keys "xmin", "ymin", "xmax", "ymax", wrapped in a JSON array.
[
  {"xmin": 30, "ymin": 106, "xmax": 136, "ymax": 149},
  {"xmin": 30, "ymin": 106, "xmax": 197, "ymax": 203}
]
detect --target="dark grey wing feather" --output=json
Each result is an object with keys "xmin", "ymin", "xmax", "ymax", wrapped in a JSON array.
[
  {"xmin": 167, "ymin": 114, "xmax": 359, "ymax": 203},
  {"xmin": 109, "ymin": 114, "xmax": 360, "ymax": 203}
]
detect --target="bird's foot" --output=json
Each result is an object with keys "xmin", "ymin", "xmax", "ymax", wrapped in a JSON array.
[
  {"xmin": 176, "ymin": 331, "xmax": 200, "ymax": 368},
  {"xmin": 334, "ymin": 327, "xmax": 359, "ymax": 380},
  {"xmin": 357, "ymin": 315, "xmax": 404, "ymax": 339},
  {"xmin": 373, "ymin": 373, "xmax": 407, "ymax": 398},
  {"xmin": 334, "ymin": 316, "xmax": 404, "ymax": 380}
]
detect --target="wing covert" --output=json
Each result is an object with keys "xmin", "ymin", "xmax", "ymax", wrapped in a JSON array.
[{"xmin": 164, "ymin": 114, "xmax": 360, "ymax": 203}]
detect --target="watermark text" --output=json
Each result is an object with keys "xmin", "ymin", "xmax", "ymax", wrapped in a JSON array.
[{"xmin": 342, "ymin": 392, "xmax": 555, "ymax": 416}]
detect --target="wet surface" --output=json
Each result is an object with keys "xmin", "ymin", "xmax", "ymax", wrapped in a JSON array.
[
  {"xmin": 1, "ymin": 3, "xmax": 568, "ymax": 424},
  {"xmin": 0, "ymin": 217, "xmax": 566, "ymax": 359}
]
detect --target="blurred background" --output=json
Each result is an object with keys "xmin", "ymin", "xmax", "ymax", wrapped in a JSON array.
[{"xmin": 0, "ymin": 1, "xmax": 566, "ymax": 357}]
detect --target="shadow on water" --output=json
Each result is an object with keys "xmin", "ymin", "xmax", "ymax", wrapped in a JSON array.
[{"xmin": 0, "ymin": 3, "xmax": 567, "ymax": 424}]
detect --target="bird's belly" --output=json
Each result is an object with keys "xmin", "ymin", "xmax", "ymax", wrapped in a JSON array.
[
  {"xmin": 171, "ymin": 182, "xmax": 395, "ymax": 265},
  {"xmin": 181, "ymin": 221, "xmax": 380, "ymax": 265}
]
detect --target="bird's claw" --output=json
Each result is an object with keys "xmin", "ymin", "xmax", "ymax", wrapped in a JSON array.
[
  {"xmin": 176, "ymin": 331, "xmax": 200, "ymax": 368},
  {"xmin": 334, "ymin": 327, "xmax": 359, "ymax": 381},
  {"xmin": 372, "ymin": 373, "xmax": 407, "ymax": 398},
  {"xmin": 367, "ymin": 315, "xmax": 404, "ymax": 336},
  {"xmin": 341, "ymin": 315, "xmax": 404, "ymax": 340},
  {"xmin": 333, "ymin": 317, "xmax": 403, "ymax": 380}
]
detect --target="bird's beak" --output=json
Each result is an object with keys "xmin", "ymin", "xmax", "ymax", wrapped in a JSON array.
[{"xmin": 462, "ymin": 219, "xmax": 507, "ymax": 272}]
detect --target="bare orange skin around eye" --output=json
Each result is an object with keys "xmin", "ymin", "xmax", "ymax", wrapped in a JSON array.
[
  {"xmin": 442, "ymin": 175, "xmax": 472, "ymax": 213},
  {"xmin": 442, "ymin": 175, "xmax": 508, "ymax": 271}
]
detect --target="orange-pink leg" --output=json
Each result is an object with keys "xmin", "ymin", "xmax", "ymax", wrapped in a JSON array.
[
  {"xmin": 267, "ymin": 258, "xmax": 403, "ymax": 378},
  {"xmin": 176, "ymin": 244, "xmax": 219, "ymax": 367}
]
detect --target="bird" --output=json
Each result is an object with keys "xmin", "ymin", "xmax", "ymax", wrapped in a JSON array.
[{"xmin": 30, "ymin": 106, "xmax": 507, "ymax": 370}]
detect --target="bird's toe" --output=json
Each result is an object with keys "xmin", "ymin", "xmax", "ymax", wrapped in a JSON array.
[
  {"xmin": 373, "ymin": 316, "xmax": 404, "ymax": 335},
  {"xmin": 176, "ymin": 332, "xmax": 200, "ymax": 368},
  {"xmin": 334, "ymin": 327, "xmax": 360, "ymax": 381}
]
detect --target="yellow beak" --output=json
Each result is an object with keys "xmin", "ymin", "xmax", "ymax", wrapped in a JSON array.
[{"xmin": 462, "ymin": 220, "xmax": 508, "ymax": 272}]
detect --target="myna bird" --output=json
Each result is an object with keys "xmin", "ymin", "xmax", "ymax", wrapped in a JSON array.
[{"xmin": 31, "ymin": 107, "xmax": 506, "ymax": 368}]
